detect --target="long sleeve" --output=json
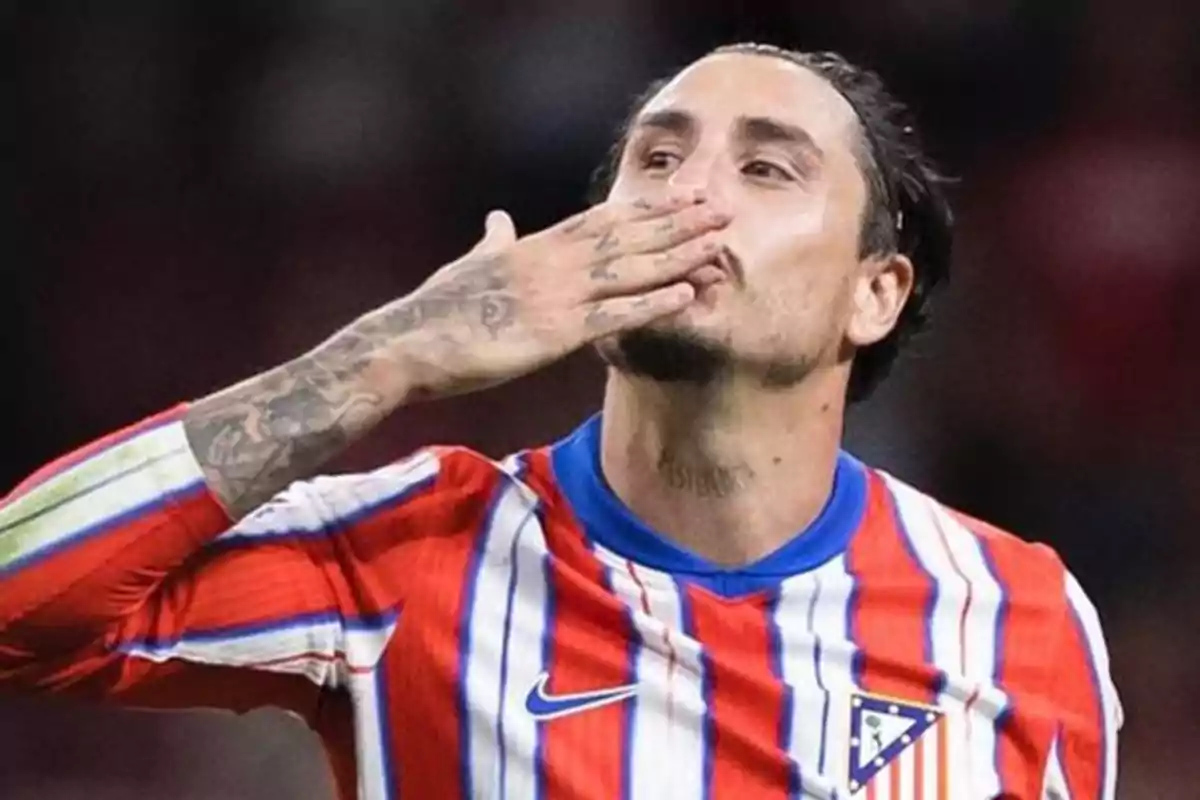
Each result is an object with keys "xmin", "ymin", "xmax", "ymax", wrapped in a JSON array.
[
  {"xmin": 1040, "ymin": 571, "xmax": 1123, "ymax": 800},
  {"xmin": 0, "ymin": 405, "xmax": 446, "ymax": 719}
]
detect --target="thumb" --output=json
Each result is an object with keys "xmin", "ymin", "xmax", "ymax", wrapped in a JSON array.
[{"xmin": 471, "ymin": 209, "xmax": 517, "ymax": 255}]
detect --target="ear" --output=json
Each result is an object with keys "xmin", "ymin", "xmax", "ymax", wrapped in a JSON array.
[{"xmin": 845, "ymin": 253, "xmax": 915, "ymax": 348}]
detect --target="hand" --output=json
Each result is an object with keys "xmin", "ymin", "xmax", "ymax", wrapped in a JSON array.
[{"xmin": 381, "ymin": 191, "xmax": 731, "ymax": 399}]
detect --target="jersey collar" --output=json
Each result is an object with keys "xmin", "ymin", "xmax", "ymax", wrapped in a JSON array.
[{"xmin": 550, "ymin": 413, "xmax": 867, "ymax": 588}]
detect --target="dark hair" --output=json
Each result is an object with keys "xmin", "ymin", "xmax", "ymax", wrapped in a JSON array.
[{"xmin": 587, "ymin": 43, "xmax": 954, "ymax": 403}]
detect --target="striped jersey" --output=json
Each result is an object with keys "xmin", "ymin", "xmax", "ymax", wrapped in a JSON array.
[{"xmin": 0, "ymin": 405, "xmax": 1121, "ymax": 799}]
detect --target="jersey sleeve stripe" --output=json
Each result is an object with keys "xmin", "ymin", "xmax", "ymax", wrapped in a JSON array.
[
  {"xmin": 1, "ymin": 422, "xmax": 206, "ymax": 573},
  {"xmin": 215, "ymin": 451, "xmax": 441, "ymax": 545},
  {"xmin": 116, "ymin": 610, "xmax": 397, "ymax": 690},
  {"xmin": 1, "ymin": 443, "xmax": 188, "ymax": 539},
  {"xmin": 1, "ymin": 479, "xmax": 208, "ymax": 585},
  {"xmin": 4, "ymin": 406, "xmax": 188, "ymax": 502}
]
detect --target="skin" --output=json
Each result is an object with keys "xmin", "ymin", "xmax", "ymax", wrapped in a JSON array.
[
  {"xmin": 184, "ymin": 52, "xmax": 914, "ymax": 570},
  {"xmin": 597, "ymin": 52, "xmax": 915, "ymax": 565},
  {"xmin": 185, "ymin": 193, "xmax": 732, "ymax": 516}
]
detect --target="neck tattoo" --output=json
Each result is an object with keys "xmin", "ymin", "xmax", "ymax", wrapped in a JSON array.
[{"xmin": 656, "ymin": 451, "xmax": 756, "ymax": 498}]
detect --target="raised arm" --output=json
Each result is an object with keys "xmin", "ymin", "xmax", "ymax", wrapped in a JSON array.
[
  {"xmin": 182, "ymin": 192, "xmax": 728, "ymax": 517},
  {"xmin": 0, "ymin": 193, "xmax": 728, "ymax": 713}
]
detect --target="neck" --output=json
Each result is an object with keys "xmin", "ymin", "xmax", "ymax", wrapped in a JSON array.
[{"xmin": 599, "ymin": 368, "xmax": 846, "ymax": 567}]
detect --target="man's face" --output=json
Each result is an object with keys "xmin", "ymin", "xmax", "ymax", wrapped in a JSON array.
[{"xmin": 598, "ymin": 53, "xmax": 883, "ymax": 387}]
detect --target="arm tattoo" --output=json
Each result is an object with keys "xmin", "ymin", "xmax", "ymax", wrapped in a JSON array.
[{"xmin": 184, "ymin": 255, "xmax": 518, "ymax": 517}]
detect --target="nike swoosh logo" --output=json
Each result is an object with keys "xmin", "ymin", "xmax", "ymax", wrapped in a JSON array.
[{"xmin": 524, "ymin": 672, "xmax": 639, "ymax": 721}]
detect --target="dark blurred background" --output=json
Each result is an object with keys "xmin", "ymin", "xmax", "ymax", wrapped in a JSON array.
[{"xmin": 7, "ymin": 1, "xmax": 1199, "ymax": 797}]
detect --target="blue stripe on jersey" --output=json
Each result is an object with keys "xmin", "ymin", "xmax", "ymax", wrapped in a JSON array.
[
  {"xmin": 765, "ymin": 589, "xmax": 800, "ymax": 797},
  {"xmin": 375, "ymin": 664, "xmax": 399, "ymax": 800},
  {"xmin": 676, "ymin": 579, "xmax": 714, "ymax": 800},
  {"xmin": 807, "ymin": 574, "xmax": 833, "ymax": 776},
  {"xmin": 456, "ymin": 480, "xmax": 507, "ymax": 800},
  {"xmin": 0, "ymin": 479, "xmax": 207, "ymax": 578}
]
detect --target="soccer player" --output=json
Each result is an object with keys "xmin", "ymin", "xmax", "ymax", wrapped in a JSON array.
[{"xmin": 0, "ymin": 44, "xmax": 1120, "ymax": 799}]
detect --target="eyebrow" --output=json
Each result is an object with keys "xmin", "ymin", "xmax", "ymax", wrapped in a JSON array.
[
  {"xmin": 736, "ymin": 115, "xmax": 825, "ymax": 163},
  {"xmin": 634, "ymin": 109, "xmax": 696, "ymax": 138},
  {"xmin": 632, "ymin": 109, "xmax": 824, "ymax": 163}
]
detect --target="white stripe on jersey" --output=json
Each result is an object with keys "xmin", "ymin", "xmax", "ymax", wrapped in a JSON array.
[
  {"xmin": 882, "ymin": 474, "xmax": 1009, "ymax": 798},
  {"xmin": 772, "ymin": 570, "xmax": 843, "ymax": 800},
  {"xmin": 1064, "ymin": 572, "xmax": 1121, "ymax": 800},
  {"xmin": 461, "ymin": 478, "xmax": 546, "ymax": 799},
  {"xmin": 0, "ymin": 422, "xmax": 202, "ymax": 569},
  {"xmin": 1041, "ymin": 731, "xmax": 1072, "ymax": 800},
  {"xmin": 347, "ymin": 665, "xmax": 392, "ymax": 800},
  {"xmin": 117, "ymin": 613, "xmax": 397, "ymax": 689},
  {"xmin": 220, "ymin": 450, "xmax": 441, "ymax": 543},
  {"xmin": 592, "ymin": 544, "xmax": 706, "ymax": 800},
  {"xmin": 807, "ymin": 553, "xmax": 860, "ymax": 798}
]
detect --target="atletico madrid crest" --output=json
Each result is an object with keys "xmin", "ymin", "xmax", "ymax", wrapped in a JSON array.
[{"xmin": 848, "ymin": 692, "xmax": 948, "ymax": 798}]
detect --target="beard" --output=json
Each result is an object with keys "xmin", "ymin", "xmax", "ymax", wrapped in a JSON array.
[
  {"xmin": 595, "ymin": 324, "xmax": 818, "ymax": 390},
  {"xmin": 595, "ymin": 326, "xmax": 732, "ymax": 386}
]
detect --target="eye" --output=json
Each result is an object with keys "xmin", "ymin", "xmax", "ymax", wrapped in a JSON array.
[
  {"xmin": 742, "ymin": 159, "xmax": 794, "ymax": 182},
  {"xmin": 640, "ymin": 150, "xmax": 681, "ymax": 172}
]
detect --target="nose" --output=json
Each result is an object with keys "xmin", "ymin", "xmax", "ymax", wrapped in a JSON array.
[{"xmin": 666, "ymin": 149, "xmax": 731, "ymax": 207}]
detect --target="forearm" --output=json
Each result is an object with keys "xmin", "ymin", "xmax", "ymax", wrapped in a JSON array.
[
  {"xmin": 183, "ymin": 192, "xmax": 714, "ymax": 518},
  {"xmin": 183, "ymin": 304, "xmax": 428, "ymax": 518}
]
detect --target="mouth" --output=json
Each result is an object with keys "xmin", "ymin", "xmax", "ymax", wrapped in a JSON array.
[
  {"xmin": 713, "ymin": 246, "xmax": 742, "ymax": 284},
  {"xmin": 692, "ymin": 246, "xmax": 741, "ymax": 288}
]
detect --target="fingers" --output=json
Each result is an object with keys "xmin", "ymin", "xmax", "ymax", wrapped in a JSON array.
[
  {"xmin": 588, "ymin": 202, "xmax": 730, "ymax": 259},
  {"xmin": 554, "ymin": 190, "xmax": 706, "ymax": 239},
  {"xmin": 580, "ymin": 283, "xmax": 696, "ymax": 340},
  {"xmin": 583, "ymin": 233, "xmax": 725, "ymax": 298}
]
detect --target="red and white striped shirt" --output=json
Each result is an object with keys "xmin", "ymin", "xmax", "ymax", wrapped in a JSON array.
[{"xmin": 0, "ymin": 405, "xmax": 1121, "ymax": 799}]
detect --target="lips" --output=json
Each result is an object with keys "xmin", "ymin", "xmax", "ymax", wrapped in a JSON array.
[
  {"xmin": 692, "ymin": 246, "xmax": 740, "ymax": 287},
  {"xmin": 713, "ymin": 246, "xmax": 741, "ymax": 283}
]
